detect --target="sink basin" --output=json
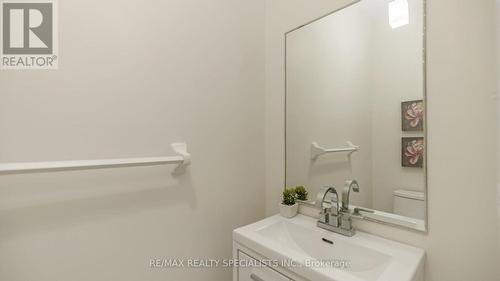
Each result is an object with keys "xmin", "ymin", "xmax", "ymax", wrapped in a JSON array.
[
  {"xmin": 233, "ymin": 215, "xmax": 425, "ymax": 281},
  {"xmin": 256, "ymin": 220, "xmax": 391, "ymax": 278}
]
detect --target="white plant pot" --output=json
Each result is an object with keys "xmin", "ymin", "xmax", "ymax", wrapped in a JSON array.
[{"xmin": 280, "ymin": 203, "xmax": 298, "ymax": 218}]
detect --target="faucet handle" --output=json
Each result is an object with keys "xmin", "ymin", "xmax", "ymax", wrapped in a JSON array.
[
  {"xmin": 340, "ymin": 213, "xmax": 355, "ymax": 233},
  {"xmin": 319, "ymin": 209, "xmax": 329, "ymax": 224},
  {"xmin": 328, "ymin": 209, "xmax": 340, "ymax": 227}
]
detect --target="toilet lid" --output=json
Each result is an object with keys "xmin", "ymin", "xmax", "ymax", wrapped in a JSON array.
[{"xmin": 393, "ymin": 190, "xmax": 424, "ymax": 201}]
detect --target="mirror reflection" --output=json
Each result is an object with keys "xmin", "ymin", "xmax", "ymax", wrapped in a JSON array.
[{"xmin": 285, "ymin": 0, "xmax": 426, "ymax": 230}]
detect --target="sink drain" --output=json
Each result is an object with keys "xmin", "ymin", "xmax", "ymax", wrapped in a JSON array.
[{"xmin": 322, "ymin": 238, "xmax": 334, "ymax": 245}]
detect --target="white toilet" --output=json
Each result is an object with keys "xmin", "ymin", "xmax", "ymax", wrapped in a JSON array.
[{"xmin": 393, "ymin": 189, "xmax": 425, "ymax": 220}]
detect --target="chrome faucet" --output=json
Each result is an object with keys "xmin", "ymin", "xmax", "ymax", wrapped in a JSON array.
[
  {"xmin": 317, "ymin": 180, "xmax": 360, "ymax": 237},
  {"xmin": 341, "ymin": 180, "xmax": 360, "ymax": 212},
  {"xmin": 318, "ymin": 187, "xmax": 340, "ymax": 227}
]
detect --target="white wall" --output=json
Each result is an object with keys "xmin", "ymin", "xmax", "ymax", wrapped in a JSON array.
[
  {"xmin": 0, "ymin": 0, "xmax": 265, "ymax": 280},
  {"xmin": 266, "ymin": 0, "xmax": 500, "ymax": 281}
]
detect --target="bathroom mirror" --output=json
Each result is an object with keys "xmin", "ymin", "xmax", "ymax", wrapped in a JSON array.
[{"xmin": 285, "ymin": 0, "xmax": 427, "ymax": 231}]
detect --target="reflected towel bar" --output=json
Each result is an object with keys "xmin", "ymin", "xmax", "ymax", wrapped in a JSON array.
[
  {"xmin": 311, "ymin": 141, "xmax": 359, "ymax": 160},
  {"xmin": 0, "ymin": 143, "xmax": 191, "ymax": 174}
]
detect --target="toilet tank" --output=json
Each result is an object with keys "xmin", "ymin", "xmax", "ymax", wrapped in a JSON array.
[{"xmin": 393, "ymin": 190, "xmax": 425, "ymax": 220}]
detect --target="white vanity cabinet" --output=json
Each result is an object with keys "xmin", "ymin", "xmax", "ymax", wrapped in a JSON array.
[
  {"xmin": 236, "ymin": 250, "xmax": 292, "ymax": 281},
  {"xmin": 233, "ymin": 243, "xmax": 307, "ymax": 281}
]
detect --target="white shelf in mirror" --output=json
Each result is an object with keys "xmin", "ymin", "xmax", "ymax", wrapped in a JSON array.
[{"xmin": 311, "ymin": 141, "xmax": 359, "ymax": 160}]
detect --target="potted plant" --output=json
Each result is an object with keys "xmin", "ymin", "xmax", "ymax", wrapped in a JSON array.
[
  {"xmin": 280, "ymin": 188, "xmax": 298, "ymax": 218},
  {"xmin": 294, "ymin": 186, "xmax": 308, "ymax": 202}
]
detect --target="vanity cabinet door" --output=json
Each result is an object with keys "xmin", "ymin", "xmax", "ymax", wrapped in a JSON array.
[{"xmin": 237, "ymin": 251, "xmax": 292, "ymax": 281}]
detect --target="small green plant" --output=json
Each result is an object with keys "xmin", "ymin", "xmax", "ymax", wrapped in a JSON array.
[
  {"xmin": 294, "ymin": 186, "xmax": 308, "ymax": 201},
  {"xmin": 282, "ymin": 188, "xmax": 296, "ymax": 206}
]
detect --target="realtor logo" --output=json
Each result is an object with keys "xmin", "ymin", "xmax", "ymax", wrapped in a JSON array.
[{"xmin": 1, "ymin": 0, "xmax": 58, "ymax": 69}]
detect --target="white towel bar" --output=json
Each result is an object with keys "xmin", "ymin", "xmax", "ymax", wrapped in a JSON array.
[
  {"xmin": 311, "ymin": 141, "xmax": 359, "ymax": 160},
  {"xmin": 0, "ymin": 143, "xmax": 191, "ymax": 174}
]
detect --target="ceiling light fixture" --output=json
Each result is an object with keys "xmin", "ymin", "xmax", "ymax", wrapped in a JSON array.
[{"xmin": 389, "ymin": 0, "xmax": 409, "ymax": 29}]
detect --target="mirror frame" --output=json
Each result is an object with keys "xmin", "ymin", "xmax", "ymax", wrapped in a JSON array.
[{"xmin": 283, "ymin": 0, "xmax": 428, "ymax": 233}]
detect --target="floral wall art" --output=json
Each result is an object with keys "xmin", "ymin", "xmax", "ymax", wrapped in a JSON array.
[
  {"xmin": 402, "ymin": 138, "xmax": 424, "ymax": 168},
  {"xmin": 401, "ymin": 100, "xmax": 424, "ymax": 131},
  {"xmin": 401, "ymin": 100, "xmax": 425, "ymax": 168}
]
